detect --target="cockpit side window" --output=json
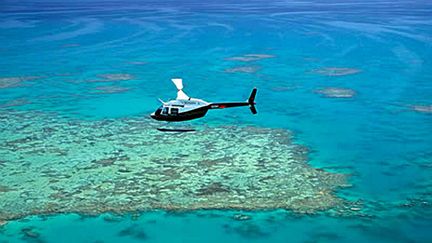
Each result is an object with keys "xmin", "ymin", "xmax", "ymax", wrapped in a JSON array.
[
  {"xmin": 170, "ymin": 108, "xmax": 179, "ymax": 115},
  {"xmin": 162, "ymin": 107, "xmax": 169, "ymax": 115}
]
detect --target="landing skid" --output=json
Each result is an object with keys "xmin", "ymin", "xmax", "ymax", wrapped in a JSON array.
[
  {"xmin": 157, "ymin": 127, "xmax": 196, "ymax": 132},
  {"xmin": 156, "ymin": 122, "xmax": 196, "ymax": 132}
]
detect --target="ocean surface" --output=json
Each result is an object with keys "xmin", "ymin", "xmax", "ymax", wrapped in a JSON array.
[{"xmin": 0, "ymin": 0, "xmax": 431, "ymax": 242}]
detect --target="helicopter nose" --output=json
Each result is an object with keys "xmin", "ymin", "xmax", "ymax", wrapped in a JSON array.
[{"xmin": 150, "ymin": 112, "xmax": 156, "ymax": 119}]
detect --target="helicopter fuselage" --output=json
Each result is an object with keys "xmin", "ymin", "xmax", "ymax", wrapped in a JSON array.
[
  {"xmin": 150, "ymin": 79, "xmax": 257, "ymax": 122},
  {"xmin": 150, "ymin": 97, "xmax": 254, "ymax": 122},
  {"xmin": 150, "ymin": 98, "xmax": 210, "ymax": 122}
]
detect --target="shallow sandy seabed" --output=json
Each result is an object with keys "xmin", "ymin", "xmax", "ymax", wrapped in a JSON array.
[
  {"xmin": 224, "ymin": 66, "xmax": 260, "ymax": 73},
  {"xmin": 315, "ymin": 87, "xmax": 356, "ymax": 98},
  {"xmin": 411, "ymin": 104, "xmax": 432, "ymax": 114},
  {"xmin": 312, "ymin": 67, "xmax": 361, "ymax": 76},
  {"xmin": 0, "ymin": 110, "xmax": 357, "ymax": 221}
]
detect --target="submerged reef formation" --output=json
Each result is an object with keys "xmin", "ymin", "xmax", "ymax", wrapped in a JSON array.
[
  {"xmin": 270, "ymin": 86, "xmax": 298, "ymax": 92},
  {"xmin": 0, "ymin": 76, "xmax": 40, "ymax": 89},
  {"xmin": 0, "ymin": 110, "xmax": 350, "ymax": 221},
  {"xmin": 226, "ymin": 54, "xmax": 275, "ymax": 62},
  {"xmin": 127, "ymin": 61, "xmax": 147, "ymax": 65},
  {"xmin": 312, "ymin": 67, "xmax": 361, "ymax": 76},
  {"xmin": 410, "ymin": 104, "xmax": 432, "ymax": 114},
  {"xmin": 315, "ymin": 87, "xmax": 356, "ymax": 98},
  {"xmin": 224, "ymin": 66, "xmax": 260, "ymax": 73},
  {"xmin": 0, "ymin": 98, "xmax": 31, "ymax": 108},
  {"xmin": 99, "ymin": 73, "xmax": 134, "ymax": 81},
  {"xmin": 93, "ymin": 86, "xmax": 131, "ymax": 94},
  {"xmin": 87, "ymin": 73, "xmax": 135, "ymax": 83}
]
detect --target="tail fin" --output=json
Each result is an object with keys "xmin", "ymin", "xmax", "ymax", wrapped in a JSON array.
[{"xmin": 248, "ymin": 88, "xmax": 257, "ymax": 114}]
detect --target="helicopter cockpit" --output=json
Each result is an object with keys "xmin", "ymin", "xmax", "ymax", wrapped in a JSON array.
[
  {"xmin": 151, "ymin": 98, "xmax": 209, "ymax": 120},
  {"xmin": 156, "ymin": 105, "xmax": 181, "ymax": 116}
]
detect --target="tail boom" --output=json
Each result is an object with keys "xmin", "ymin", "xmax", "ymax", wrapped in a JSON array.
[{"xmin": 209, "ymin": 88, "xmax": 257, "ymax": 114}]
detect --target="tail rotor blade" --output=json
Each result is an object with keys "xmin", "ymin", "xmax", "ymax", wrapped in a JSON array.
[
  {"xmin": 250, "ymin": 105, "xmax": 257, "ymax": 114},
  {"xmin": 248, "ymin": 88, "xmax": 257, "ymax": 114},
  {"xmin": 248, "ymin": 88, "xmax": 257, "ymax": 105}
]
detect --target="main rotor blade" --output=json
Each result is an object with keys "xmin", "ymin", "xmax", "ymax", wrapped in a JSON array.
[{"xmin": 171, "ymin": 78, "xmax": 183, "ymax": 90}]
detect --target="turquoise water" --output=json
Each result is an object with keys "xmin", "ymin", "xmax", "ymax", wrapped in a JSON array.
[{"xmin": 1, "ymin": 0, "xmax": 432, "ymax": 242}]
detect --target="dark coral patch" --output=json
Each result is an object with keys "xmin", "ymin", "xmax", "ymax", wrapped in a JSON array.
[
  {"xmin": 312, "ymin": 67, "xmax": 361, "ymax": 76},
  {"xmin": 118, "ymin": 224, "xmax": 148, "ymax": 240},
  {"xmin": 0, "ymin": 98, "xmax": 31, "ymax": 108},
  {"xmin": 224, "ymin": 222, "xmax": 270, "ymax": 239}
]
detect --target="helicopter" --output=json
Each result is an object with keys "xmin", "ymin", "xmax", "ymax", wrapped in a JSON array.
[{"xmin": 150, "ymin": 78, "xmax": 257, "ymax": 122}]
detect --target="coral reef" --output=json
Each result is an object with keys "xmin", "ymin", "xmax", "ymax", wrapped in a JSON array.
[
  {"xmin": 410, "ymin": 104, "xmax": 432, "ymax": 114},
  {"xmin": 0, "ymin": 110, "xmax": 350, "ymax": 221},
  {"xmin": 87, "ymin": 74, "xmax": 135, "ymax": 83},
  {"xmin": 226, "ymin": 54, "xmax": 275, "ymax": 62},
  {"xmin": 127, "ymin": 61, "xmax": 147, "ymax": 65},
  {"xmin": 270, "ymin": 86, "xmax": 298, "ymax": 92},
  {"xmin": 315, "ymin": 87, "xmax": 356, "ymax": 98},
  {"xmin": 0, "ymin": 76, "xmax": 40, "ymax": 89},
  {"xmin": 312, "ymin": 67, "xmax": 361, "ymax": 76},
  {"xmin": 0, "ymin": 98, "xmax": 31, "ymax": 108},
  {"xmin": 62, "ymin": 43, "xmax": 80, "ymax": 48},
  {"xmin": 93, "ymin": 86, "xmax": 131, "ymax": 94},
  {"xmin": 224, "ymin": 66, "xmax": 260, "ymax": 73},
  {"xmin": 98, "ymin": 73, "xmax": 134, "ymax": 81}
]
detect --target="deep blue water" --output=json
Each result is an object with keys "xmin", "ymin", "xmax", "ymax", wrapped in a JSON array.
[{"xmin": 1, "ymin": 0, "xmax": 432, "ymax": 242}]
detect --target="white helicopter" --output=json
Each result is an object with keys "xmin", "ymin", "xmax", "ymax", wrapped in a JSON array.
[{"xmin": 150, "ymin": 78, "xmax": 257, "ymax": 122}]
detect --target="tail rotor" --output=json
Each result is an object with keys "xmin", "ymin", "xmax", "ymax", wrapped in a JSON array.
[{"xmin": 248, "ymin": 88, "xmax": 257, "ymax": 114}]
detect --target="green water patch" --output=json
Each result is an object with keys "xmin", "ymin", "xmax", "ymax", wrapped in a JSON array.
[{"xmin": 0, "ymin": 110, "xmax": 354, "ymax": 221}]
